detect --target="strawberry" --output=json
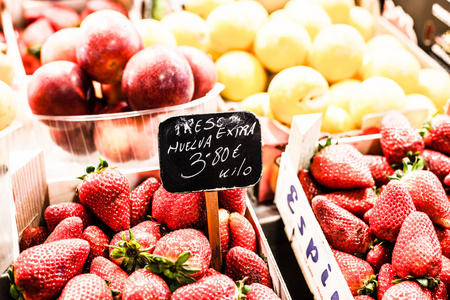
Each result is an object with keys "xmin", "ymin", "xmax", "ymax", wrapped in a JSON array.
[
  {"xmin": 392, "ymin": 211, "xmax": 442, "ymax": 279},
  {"xmin": 400, "ymin": 164, "xmax": 450, "ymax": 229},
  {"xmin": 320, "ymin": 187, "xmax": 377, "ymax": 218},
  {"xmin": 129, "ymin": 176, "xmax": 160, "ymax": 227},
  {"xmin": 369, "ymin": 180, "xmax": 416, "ymax": 242},
  {"xmin": 151, "ymin": 185, "xmax": 206, "ymax": 230},
  {"xmin": 218, "ymin": 188, "xmax": 247, "ymax": 215},
  {"xmin": 90, "ymin": 256, "xmax": 129, "ymax": 299},
  {"xmin": 421, "ymin": 114, "xmax": 450, "ymax": 156},
  {"xmin": 363, "ymin": 154, "xmax": 395, "ymax": 186},
  {"xmin": 312, "ymin": 195, "xmax": 374, "ymax": 255},
  {"xmin": 331, "ymin": 249, "xmax": 376, "ymax": 297},
  {"xmin": 363, "ymin": 208, "xmax": 372, "ymax": 224},
  {"xmin": 148, "ymin": 228, "xmax": 212, "ymax": 290},
  {"xmin": 380, "ymin": 110, "xmax": 425, "ymax": 165},
  {"xmin": 59, "ymin": 273, "xmax": 113, "ymax": 300},
  {"xmin": 24, "ymin": 4, "xmax": 81, "ymax": 31},
  {"xmin": 45, "ymin": 202, "xmax": 93, "ymax": 232},
  {"xmin": 310, "ymin": 143, "xmax": 375, "ymax": 189},
  {"xmin": 381, "ymin": 281, "xmax": 432, "ymax": 300},
  {"xmin": 109, "ymin": 220, "xmax": 162, "ymax": 273},
  {"xmin": 219, "ymin": 208, "xmax": 230, "ymax": 261},
  {"xmin": 377, "ymin": 263, "xmax": 396, "ymax": 300},
  {"xmin": 431, "ymin": 281, "xmax": 448, "ymax": 300},
  {"xmin": 244, "ymin": 282, "xmax": 281, "ymax": 300},
  {"xmin": 229, "ymin": 211, "xmax": 257, "ymax": 253},
  {"xmin": 77, "ymin": 159, "xmax": 131, "ymax": 232},
  {"xmin": 19, "ymin": 226, "xmax": 49, "ymax": 252},
  {"xmin": 224, "ymin": 246, "xmax": 271, "ymax": 287},
  {"xmin": 44, "ymin": 216, "xmax": 83, "ymax": 243},
  {"xmin": 444, "ymin": 173, "xmax": 450, "ymax": 186},
  {"xmin": 170, "ymin": 272, "xmax": 237, "ymax": 300},
  {"xmin": 436, "ymin": 226, "xmax": 450, "ymax": 259},
  {"xmin": 365, "ymin": 242, "xmax": 392, "ymax": 273},
  {"xmin": 297, "ymin": 169, "xmax": 328, "ymax": 204},
  {"xmin": 82, "ymin": 225, "xmax": 110, "ymax": 272},
  {"xmin": 9, "ymin": 238, "xmax": 90, "ymax": 300},
  {"xmin": 420, "ymin": 149, "xmax": 450, "ymax": 183},
  {"xmin": 122, "ymin": 268, "xmax": 171, "ymax": 300}
]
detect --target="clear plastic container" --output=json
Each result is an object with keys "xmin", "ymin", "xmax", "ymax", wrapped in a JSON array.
[{"xmin": 28, "ymin": 83, "xmax": 224, "ymax": 179}]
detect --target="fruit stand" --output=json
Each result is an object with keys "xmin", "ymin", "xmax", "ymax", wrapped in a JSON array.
[{"xmin": 1, "ymin": 0, "xmax": 450, "ymax": 299}]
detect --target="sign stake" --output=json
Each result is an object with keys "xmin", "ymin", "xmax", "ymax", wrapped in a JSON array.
[{"xmin": 205, "ymin": 191, "xmax": 222, "ymax": 271}]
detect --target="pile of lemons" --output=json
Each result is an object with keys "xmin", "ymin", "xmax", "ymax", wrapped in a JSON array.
[{"xmin": 134, "ymin": 0, "xmax": 450, "ymax": 134}]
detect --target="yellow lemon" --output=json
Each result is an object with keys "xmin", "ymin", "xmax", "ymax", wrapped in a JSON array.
[
  {"xmin": 307, "ymin": 0, "xmax": 354, "ymax": 24},
  {"xmin": 133, "ymin": 18, "xmax": 177, "ymax": 48},
  {"xmin": 361, "ymin": 47, "xmax": 421, "ymax": 94},
  {"xmin": 0, "ymin": 80, "xmax": 16, "ymax": 131},
  {"xmin": 406, "ymin": 93, "xmax": 438, "ymax": 119},
  {"xmin": 321, "ymin": 105, "xmax": 356, "ymax": 133},
  {"xmin": 240, "ymin": 92, "xmax": 274, "ymax": 118},
  {"xmin": 329, "ymin": 78, "xmax": 361, "ymax": 111},
  {"xmin": 215, "ymin": 50, "xmax": 267, "ymax": 101},
  {"xmin": 160, "ymin": 10, "xmax": 210, "ymax": 51},
  {"xmin": 348, "ymin": 6, "xmax": 375, "ymax": 41},
  {"xmin": 308, "ymin": 24, "xmax": 365, "ymax": 83},
  {"xmin": 268, "ymin": 65, "xmax": 330, "ymax": 126},
  {"xmin": 349, "ymin": 76, "xmax": 406, "ymax": 128},
  {"xmin": 416, "ymin": 68, "xmax": 450, "ymax": 113},
  {"xmin": 253, "ymin": 19, "xmax": 311, "ymax": 73},
  {"xmin": 365, "ymin": 34, "xmax": 405, "ymax": 53},
  {"xmin": 206, "ymin": 0, "xmax": 268, "ymax": 57},
  {"xmin": 282, "ymin": 1, "xmax": 332, "ymax": 40},
  {"xmin": 184, "ymin": 0, "xmax": 234, "ymax": 19}
]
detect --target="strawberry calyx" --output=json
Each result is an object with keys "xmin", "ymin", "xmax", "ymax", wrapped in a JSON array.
[
  {"xmin": 357, "ymin": 274, "xmax": 378, "ymax": 298},
  {"xmin": 418, "ymin": 113, "xmax": 437, "ymax": 138},
  {"xmin": 392, "ymin": 275, "xmax": 441, "ymax": 290},
  {"xmin": 77, "ymin": 158, "xmax": 110, "ymax": 180},
  {"xmin": 145, "ymin": 251, "xmax": 200, "ymax": 292},
  {"xmin": 109, "ymin": 229, "xmax": 155, "ymax": 274},
  {"xmin": 8, "ymin": 267, "xmax": 25, "ymax": 300},
  {"xmin": 236, "ymin": 277, "xmax": 251, "ymax": 300},
  {"xmin": 105, "ymin": 279, "xmax": 121, "ymax": 300},
  {"xmin": 389, "ymin": 154, "xmax": 425, "ymax": 180}
]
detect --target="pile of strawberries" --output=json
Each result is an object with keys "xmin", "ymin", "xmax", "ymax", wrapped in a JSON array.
[
  {"xmin": 9, "ymin": 159, "xmax": 280, "ymax": 300},
  {"xmin": 300, "ymin": 110, "xmax": 450, "ymax": 299}
]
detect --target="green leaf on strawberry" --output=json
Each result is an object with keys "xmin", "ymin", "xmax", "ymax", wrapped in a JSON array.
[{"xmin": 77, "ymin": 158, "xmax": 109, "ymax": 180}]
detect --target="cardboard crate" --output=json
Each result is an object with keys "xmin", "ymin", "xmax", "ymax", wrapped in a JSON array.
[
  {"xmin": 0, "ymin": 150, "xmax": 292, "ymax": 300},
  {"xmin": 274, "ymin": 113, "xmax": 384, "ymax": 299}
]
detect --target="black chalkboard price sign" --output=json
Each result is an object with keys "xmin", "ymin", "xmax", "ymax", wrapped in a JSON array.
[{"xmin": 158, "ymin": 111, "xmax": 263, "ymax": 194}]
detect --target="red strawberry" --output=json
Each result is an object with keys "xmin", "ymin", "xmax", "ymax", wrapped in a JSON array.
[
  {"xmin": 151, "ymin": 185, "xmax": 206, "ymax": 230},
  {"xmin": 363, "ymin": 208, "xmax": 372, "ymax": 224},
  {"xmin": 421, "ymin": 149, "xmax": 450, "ymax": 182},
  {"xmin": 82, "ymin": 225, "xmax": 110, "ymax": 272},
  {"xmin": 297, "ymin": 169, "xmax": 328, "ymax": 204},
  {"xmin": 320, "ymin": 187, "xmax": 377, "ymax": 218},
  {"xmin": 310, "ymin": 143, "xmax": 375, "ymax": 189},
  {"xmin": 312, "ymin": 195, "xmax": 374, "ymax": 255},
  {"xmin": 218, "ymin": 188, "xmax": 247, "ymax": 215},
  {"xmin": 377, "ymin": 263, "xmax": 396, "ymax": 300},
  {"xmin": 381, "ymin": 281, "xmax": 432, "ymax": 300},
  {"xmin": 19, "ymin": 226, "xmax": 49, "ymax": 252},
  {"xmin": 380, "ymin": 110, "xmax": 425, "ymax": 164},
  {"xmin": 129, "ymin": 176, "xmax": 160, "ymax": 227},
  {"xmin": 401, "ymin": 167, "xmax": 450, "ymax": 229},
  {"xmin": 436, "ymin": 226, "xmax": 450, "ymax": 259},
  {"xmin": 244, "ymin": 283, "xmax": 281, "ymax": 300},
  {"xmin": 219, "ymin": 208, "xmax": 230, "ymax": 260},
  {"xmin": 45, "ymin": 202, "xmax": 93, "ymax": 232},
  {"xmin": 9, "ymin": 238, "xmax": 90, "ymax": 300},
  {"xmin": 77, "ymin": 159, "xmax": 131, "ymax": 232},
  {"xmin": 224, "ymin": 246, "xmax": 271, "ymax": 287},
  {"xmin": 229, "ymin": 211, "xmax": 257, "ymax": 253},
  {"xmin": 438, "ymin": 255, "xmax": 450, "ymax": 293},
  {"xmin": 363, "ymin": 154, "xmax": 395, "ymax": 186},
  {"xmin": 122, "ymin": 268, "xmax": 171, "ymax": 300},
  {"xmin": 421, "ymin": 114, "xmax": 450, "ymax": 156},
  {"xmin": 431, "ymin": 281, "xmax": 448, "ymax": 300},
  {"xmin": 444, "ymin": 173, "xmax": 450, "ymax": 186},
  {"xmin": 109, "ymin": 220, "xmax": 162, "ymax": 273},
  {"xmin": 90, "ymin": 256, "xmax": 129, "ymax": 299},
  {"xmin": 44, "ymin": 216, "xmax": 83, "ymax": 243},
  {"xmin": 148, "ymin": 228, "xmax": 212, "ymax": 289},
  {"xmin": 170, "ymin": 272, "xmax": 237, "ymax": 300},
  {"xmin": 24, "ymin": 4, "xmax": 81, "ymax": 31},
  {"xmin": 331, "ymin": 249, "xmax": 376, "ymax": 297},
  {"xmin": 59, "ymin": 273, "xmax": 113, "ymax": 300},
  {"xmin": 392, "ymin": 211, "xmax": 442, "ymax": 279},
  {"xmin": 365, "ymin": 243, "xmax": 392, "ymax": 273},
  {"xmin": 369, "ymin": 180, "xmax": 416, "ymax": 242}
]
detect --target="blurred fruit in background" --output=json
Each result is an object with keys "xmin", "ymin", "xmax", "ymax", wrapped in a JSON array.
[
  {"xmin": 329, "ymin": 79, "xmax": 361, "ymax": 112},
  {"xmin": 240, "ymin": 92, "xmax": 274, "ymax": 119},
  {"xmin": 133, "ymin": 18, "xmax": 177, "ymax": 48},
  {"xmin": 348, "ymin": 5, "xmax": 375, "ymax": 41},
  {"xmin": 0, "ymin": 80, "xmax": 16, "ymax": 131},
  {"xmin": 416, "ymin": 68, "xmax": 450, "ymax": 113},
  {"xmin": 309, "ymin": 0, "xmax": 354, "ymax": 24},
  {"xmin": 184, "ymin": 0, "xmax": 234, "ymax": 19},
  {"xmin": 0, "ymin": 44, "xmax": 14, "ymax": 86},
  {"xmin": 40, "ymin": 27, "xmax": 81, "ymax": 65},
  {"xmin": 405, "ymin": 94, "xmax": 438, "ymax": 119}
]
